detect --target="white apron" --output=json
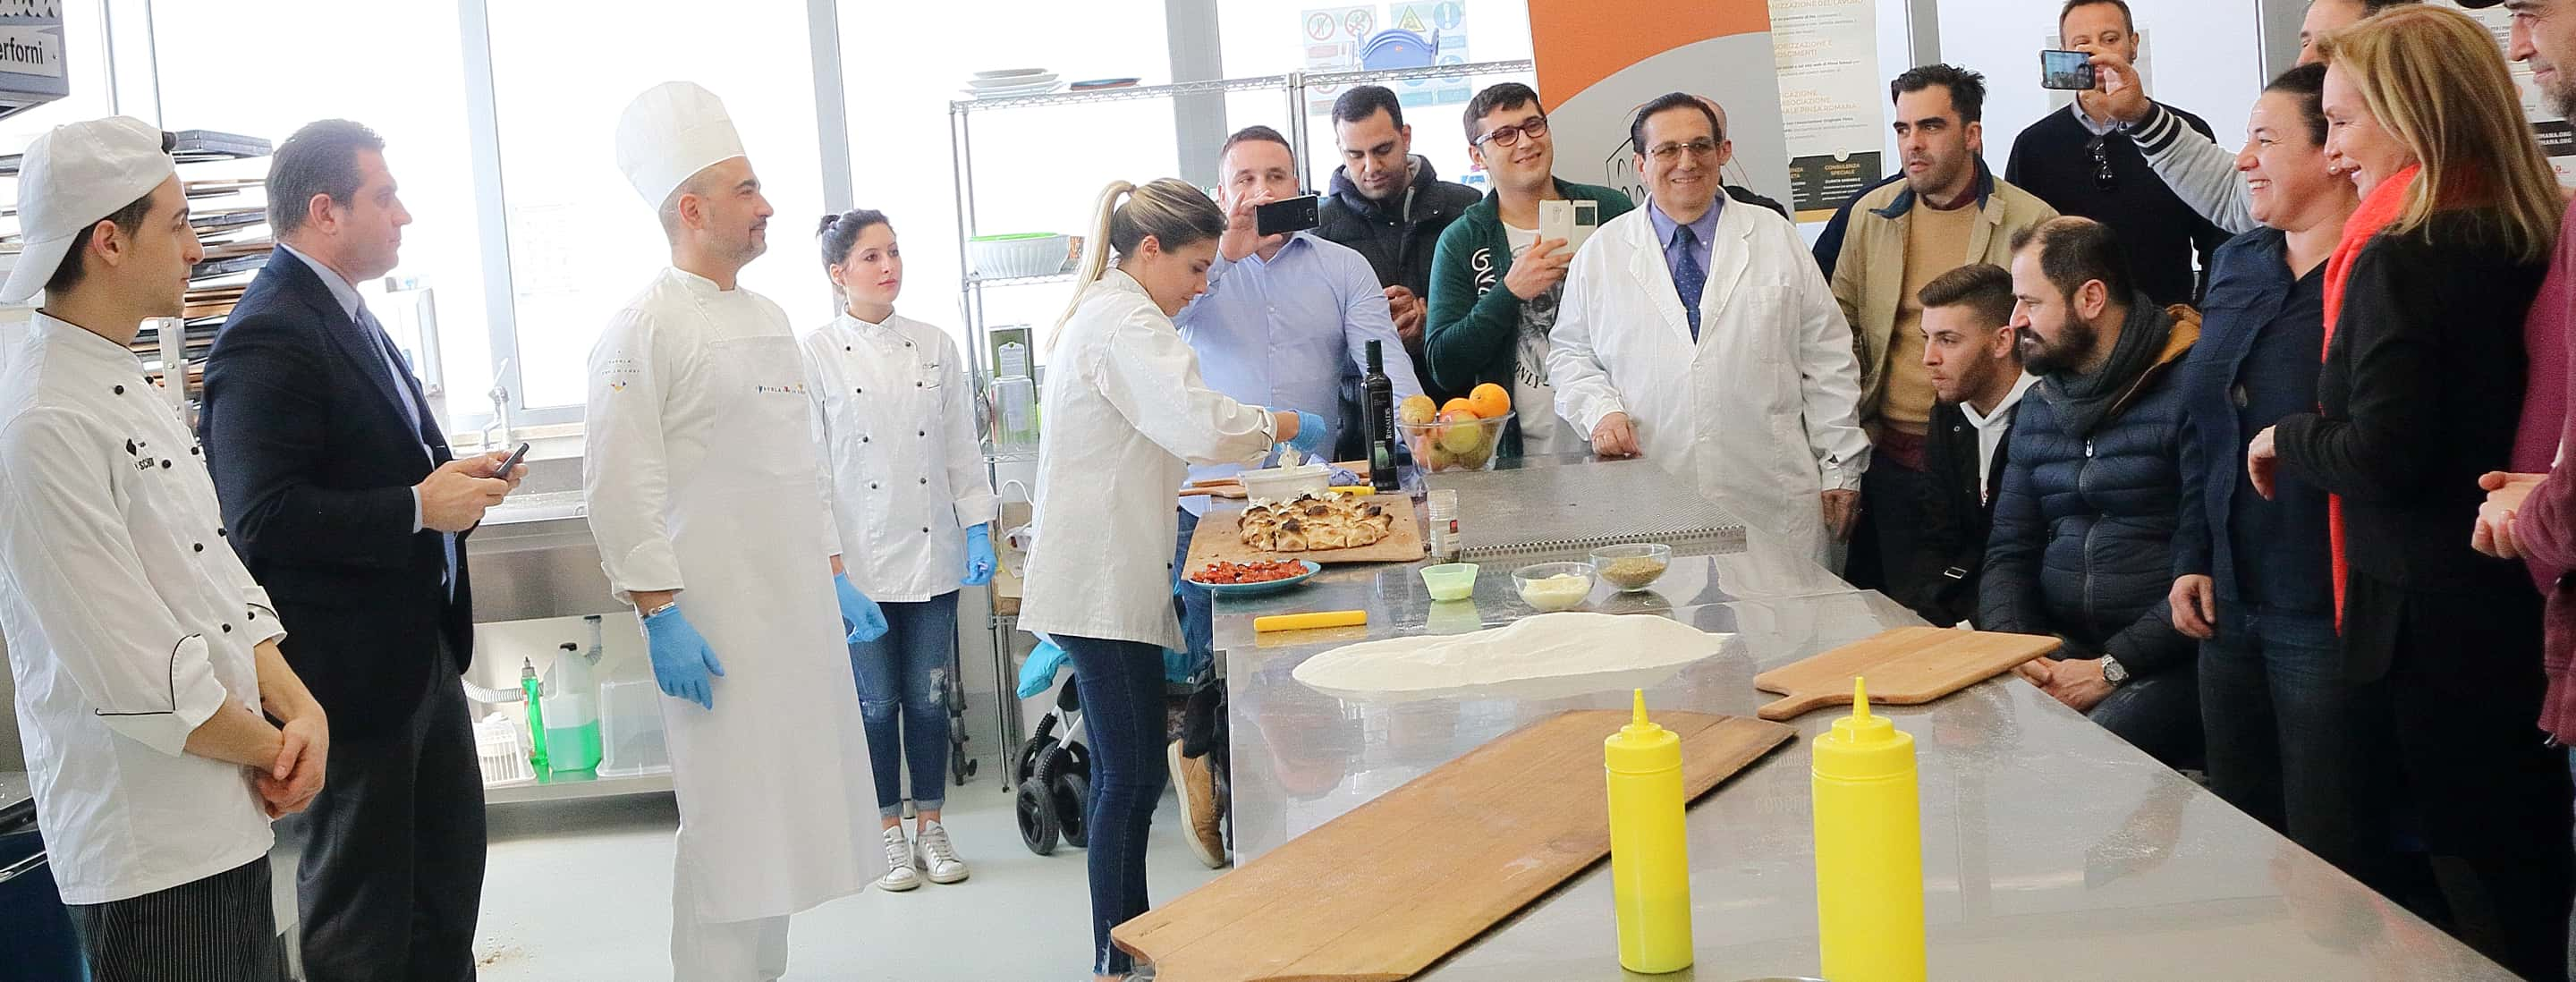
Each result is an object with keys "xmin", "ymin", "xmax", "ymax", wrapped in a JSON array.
[{"xmin": 589, "ymin": 271, "xmax": 882, "ymax": 924}]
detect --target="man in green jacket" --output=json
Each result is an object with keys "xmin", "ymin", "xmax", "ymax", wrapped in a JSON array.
[{"xmin": 1424, "ymin": 82, "xmax": 1634, "ymax": 459}]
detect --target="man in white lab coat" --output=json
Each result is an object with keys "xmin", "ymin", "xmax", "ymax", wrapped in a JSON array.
[
  {"xmin": 0, "ymin": 116, "xmax": 329, "ymax": 980},
  {"xmin": 1548, "ymin": 92, "xmax": 1871, "ymax": 563},
  {"xmin": 583, "ymin": 81, "xmax": 891, "ymax": 981}
]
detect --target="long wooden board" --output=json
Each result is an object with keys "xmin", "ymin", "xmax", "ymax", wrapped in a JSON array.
[
  {"xmin": 1184, "ymin": 494, "xmax": 1427, "ymax": 569},
  {"xmin": 1750, "ymin": 626, "xmax": 2059, "ymax": 721},
  {"xmin": 1112, "ymin": 709, "xmax": 1794, "ymax": 982}
]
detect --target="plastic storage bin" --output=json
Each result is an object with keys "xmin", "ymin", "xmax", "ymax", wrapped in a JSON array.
[
  {"xmin": 473, "ymin": 714, "xmax": 535, "ymax": 788},
  {"xmin": 597, "ymin": 673, "xmax": 673, "ymax": 778}
]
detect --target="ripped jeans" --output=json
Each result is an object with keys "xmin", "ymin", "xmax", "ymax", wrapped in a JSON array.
[{"xmin": 847, "ymin": 591, "xmax": 960, "ymax": 819}]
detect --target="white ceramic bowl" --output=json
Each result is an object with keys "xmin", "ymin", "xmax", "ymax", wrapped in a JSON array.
[{"xmin": 968, "ymin": 234, "xmax": 1071, "ymax": 279}]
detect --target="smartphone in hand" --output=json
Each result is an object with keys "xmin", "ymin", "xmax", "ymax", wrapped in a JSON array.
[
  {"xmin": 1254, "ymin": 194, "xmax": 1321, "ymax": 237},
  {"xmin": 2040, "ymin": 49, "xmax": 2097, "ymax": 90},
  {"xmin": 496, "ymin": 442, "xmax": 530, "ymax": 479}
]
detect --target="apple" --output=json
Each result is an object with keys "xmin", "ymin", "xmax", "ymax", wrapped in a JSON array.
[
  {"xmin": 1397, "ymin": 394, "xmax": 1437, "ymax": 428},
  {"xmin": 1437, "ymin": 410, "xmax": 1485, "ymax": 455}
]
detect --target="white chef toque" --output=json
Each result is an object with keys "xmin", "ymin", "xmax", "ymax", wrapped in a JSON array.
[
  {"xmin": 3, "ymin": 116, "xmax": 175, "ymax": 304},
  {"xmin": 614, "ymin": 81, "xmax": 747, "ymax": 209}
]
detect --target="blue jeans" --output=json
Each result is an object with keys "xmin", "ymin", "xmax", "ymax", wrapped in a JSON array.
[
  {"xmin": 1173, "ymin": 508, "xmax": 1213, "ymax": 671},
  {"xmin": 847, "ymin": 592, "xmax": 959, "ymax": 819},
  {"xmin": 1059, "ymin": 635, "xmax": 1169, "ymax": 977},
  {"xmin": 2198, "ymin": 603, "xmax": 2365, "ymax": 874}
]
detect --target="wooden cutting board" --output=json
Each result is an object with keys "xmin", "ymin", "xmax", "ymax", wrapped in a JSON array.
[
  {"xmin": 1185, "ymin": 494, "xmax": 1427, "ymax": 569},
  {"xmin": 1750, "ymin": 625, "xmax": 2060, "ymax": 721},
  {"xmin": 1112, "ymin": 709, "xmax": 1794, "ymax": 982}
]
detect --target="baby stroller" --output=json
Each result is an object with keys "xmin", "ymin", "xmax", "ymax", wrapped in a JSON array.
[
  {"xmin": 1012, "ymin": 668, "xmax": 1091, "ymax": 856},
  {"xmin": 1010, "ymin": 639, "xmax": 1198, "ymax": 855}
]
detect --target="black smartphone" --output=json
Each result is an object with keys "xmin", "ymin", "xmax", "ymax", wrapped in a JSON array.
[
  {"xmin": 1254, "ymin": 194, "xmax": 1321, "ymax": 236},
  {"xmin": 2041, "ymin": 49, "xmax": 2097, "ymax": 90},
  {"xmin": 496, "ymin": 442, "xmax": 530, "ymax": 477}
]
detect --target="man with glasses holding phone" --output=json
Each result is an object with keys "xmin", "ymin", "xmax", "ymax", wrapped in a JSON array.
[
  {"xmin": 1547, "ymin": 92, "xmax": 1869, "ymax": 564},
  {"xmin": 1422, "ymin": 82, "xmax": 1635, "ymax": 460},
  {"xmin": 2004, "ymin": 0, "xmax": 2229, "ymax": 305}
]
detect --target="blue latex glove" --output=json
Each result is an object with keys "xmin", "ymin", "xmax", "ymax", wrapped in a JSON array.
[
  {"xmin": 641, "ymin": 605, "xmax": 724, "ymax": 710},
  {"xmin": 962, "ymin": 526, "xmax": 998, "ymax": 587},
  {"xmin": 1278, "ymin": 410, "xmax": 1329, "ymax": 459},
  {"xmin": 835, "ymin": 572, "xmax": 889, "ymax": 643}
]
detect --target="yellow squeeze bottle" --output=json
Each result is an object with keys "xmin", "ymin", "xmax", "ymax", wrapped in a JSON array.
[
  {"xmin": 1605, "ymin": 689, "xmax": 1692, "ymax": 973},
  {"xmin": 1811, "ymin": 678, "xmax": 1927, "ymax": 982}
]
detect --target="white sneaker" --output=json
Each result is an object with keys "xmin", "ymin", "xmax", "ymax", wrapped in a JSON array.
[
  {"xmin": 917, "ymin": 820, "xmax": 970, "ymax": 885},
  {"xmin": 877, "ymin": 826, "xmax": 922, "ymax": 892}
]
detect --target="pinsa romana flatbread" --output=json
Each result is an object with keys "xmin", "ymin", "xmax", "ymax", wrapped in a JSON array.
[{"xmin": 1239, "ymin": 493, "xmax": 1397, "ymax": 553}]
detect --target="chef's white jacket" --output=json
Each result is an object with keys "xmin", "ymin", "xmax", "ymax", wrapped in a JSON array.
[
  {"xmin": 1020, "ymin": 270, "xmax": 1278, "ymax": 650},
  {"xmin": 802, "ymin": 311, "xmax": 999, "ymax": 603},
  {"xmin": 0, "ymin": 313, "xmax": 281, "ymax": 904},
  {"xmin": 1547, "ymin": 198, "xmax": 1870, "ymax": 563}
]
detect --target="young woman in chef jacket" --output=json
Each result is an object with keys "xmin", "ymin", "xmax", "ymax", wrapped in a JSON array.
[
  {"xmin": 802, "ymin": 209, "xmax": 1002, "ymax": 893},
  {"xmin": 1018, "ymin": 179, "xmax": 1318, "ymax": 981}
]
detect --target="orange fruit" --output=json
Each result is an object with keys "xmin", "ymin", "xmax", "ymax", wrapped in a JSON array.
[
  {"xmin": 1467, "ymin": 383, "xmax": 1510, "ymax": 419},
  {"xmin": 1441, "ymin": 397, "xmax": 1475, "ymax": 418}
]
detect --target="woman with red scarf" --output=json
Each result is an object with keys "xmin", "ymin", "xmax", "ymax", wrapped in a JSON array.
[{"xmin": 2243, "ymin": 6, "xmax": 2572, "ymax": 976}]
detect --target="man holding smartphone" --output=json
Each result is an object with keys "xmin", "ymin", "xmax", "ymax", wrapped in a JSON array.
[
  {"xmin": 2004, "ymin": 0, "xmax": 2229, "ymax": 306},
  {"xmin": 1166, "ymin": 124, "xmax": 1424, "ymax": 866},
  {"xmin": 199, "ymin": 119, "xmax": 523, "ymax": 981},
  {"xmin": 2087, "ymin": 0, "xmax": 2415, "ymax": 235},
  {"xmin": 1422, "ymin": 82, "xmax": 1637, "ymax": 460}
]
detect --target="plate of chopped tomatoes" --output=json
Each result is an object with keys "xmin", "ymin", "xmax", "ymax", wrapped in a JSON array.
[{"xmin": 1186, "ymin": 559, "xmax": 1322, "ymax": 597}]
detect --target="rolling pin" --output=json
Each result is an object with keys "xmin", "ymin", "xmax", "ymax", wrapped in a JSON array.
[{"xmin": 1254, "ymin": 610, "xmax": 1368, "ymax": 632}]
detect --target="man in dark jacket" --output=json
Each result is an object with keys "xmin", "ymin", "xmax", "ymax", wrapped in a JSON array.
[
  {"xmin": 2004, "ymin": 0, "xmax": 2231, "ymax": 305},
  {"xmin": 1984, "ymin": 216, "xmax": 2201, "ymax": 768},
  {"xmin": 1321, "ymin": 84, "xmax": 1483, "ymax": 402},
  {"xmin": 1901, "ymin": 263, "xmax": 2035, "ymax": 626},
  {"xmin": 199, "ymin": 120, "xmax": 520, "ymax": 981}
]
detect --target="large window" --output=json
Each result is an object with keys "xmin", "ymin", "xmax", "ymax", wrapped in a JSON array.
[
  {"xmin": 838, "ymin": 0, "xmax": 1175, "ymax": 360},
  {"xmin": 20, "ymin": 0, "xmax": 1540, "ymax": 440},
  {"xmin": 487, "ymin": 0, "xmax": 829, "ymax": 414},
  {"xmin": 148, "ymin": 0, "xmax": 493, "ymax": 428}
]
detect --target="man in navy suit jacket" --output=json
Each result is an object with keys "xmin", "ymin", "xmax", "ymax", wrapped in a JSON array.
[{"xmin": 199, "ymin": 119, "xmax": 521, "ymax": 982}]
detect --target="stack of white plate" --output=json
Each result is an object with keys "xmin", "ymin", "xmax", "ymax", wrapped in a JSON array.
[{"xmin": 964, "ymin": 68, "xmax": 1062, "ymax": 99}]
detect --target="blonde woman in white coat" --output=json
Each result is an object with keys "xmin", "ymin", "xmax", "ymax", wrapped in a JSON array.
[
  {"xmin": 803, "ymin": 209, "xmax": 999, "ymax": 893},
  {"xmin": 1019, "ymin": 179, "xmax": 1321, "ymax": 981}
]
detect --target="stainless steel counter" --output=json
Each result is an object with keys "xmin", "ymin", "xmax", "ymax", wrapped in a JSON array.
[{"xmin": 1210, "ymin": 459, "xmax": 2513, "ymax": 981}]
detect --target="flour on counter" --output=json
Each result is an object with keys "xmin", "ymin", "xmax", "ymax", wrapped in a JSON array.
[{"xmin": 1291, "ymin": 613, "xmax": 1731, "ymax": 696}]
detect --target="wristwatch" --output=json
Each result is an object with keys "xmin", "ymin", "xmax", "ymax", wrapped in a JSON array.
[
  {"xmin": 2100, "ymin": 656, "xmax": 2129, "ymax": 687},
  {"xmin": 640, "ymin": 599, "xmax": 681, "ymax": 620}
]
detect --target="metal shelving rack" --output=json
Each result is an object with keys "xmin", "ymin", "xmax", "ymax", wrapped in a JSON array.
[{"xmin": 945, "ymin": 59, "xmax": 1536, "ymax": 787}]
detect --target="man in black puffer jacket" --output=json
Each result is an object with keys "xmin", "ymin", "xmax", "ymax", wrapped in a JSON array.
[
  {"xmin": 1319, "ymin": 85, "xmax": 1484, "ymax": 403},
  {"xmin": 1983, "ymin": 217, "xmax": 2202, "ymax": 769}
]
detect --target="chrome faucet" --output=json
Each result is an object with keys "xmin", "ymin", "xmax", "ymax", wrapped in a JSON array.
[{"xmin": 482, "ymin": 358, "xmax": 514, "ymax": 453}]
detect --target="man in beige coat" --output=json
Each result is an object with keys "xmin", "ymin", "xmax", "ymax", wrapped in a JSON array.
[{"xmin": 1831, "ymin": 63, "xmax": 2056, "ymax": 594}]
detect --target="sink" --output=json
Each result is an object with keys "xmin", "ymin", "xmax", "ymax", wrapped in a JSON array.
[{"xmin": 468, "ymin": 454, "xmax": 623, "ymax": 621}]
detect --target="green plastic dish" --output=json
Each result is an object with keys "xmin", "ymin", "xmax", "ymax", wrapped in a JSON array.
[{"xmin": 1419, "ymin": 563, "xmax": 1479, "ymax": 601}]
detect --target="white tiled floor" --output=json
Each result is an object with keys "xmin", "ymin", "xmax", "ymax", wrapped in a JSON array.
[{"xmin": 468, "ymin": 784, "xmax": 1222, "ymax": 981}]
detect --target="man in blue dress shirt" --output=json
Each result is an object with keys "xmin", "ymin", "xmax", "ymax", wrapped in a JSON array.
[{"xmin": 1165, "ymin": 125, "xmax": 1425, "ymax": 867}]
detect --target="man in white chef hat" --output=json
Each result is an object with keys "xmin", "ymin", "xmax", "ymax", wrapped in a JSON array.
[
  {"xmin": 583, "ymin": 81, "xmax": 892, "ymax": 979},
  {"xmin": 0, "ymin": 116, "xmax": 330, "ymax": 979}
]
